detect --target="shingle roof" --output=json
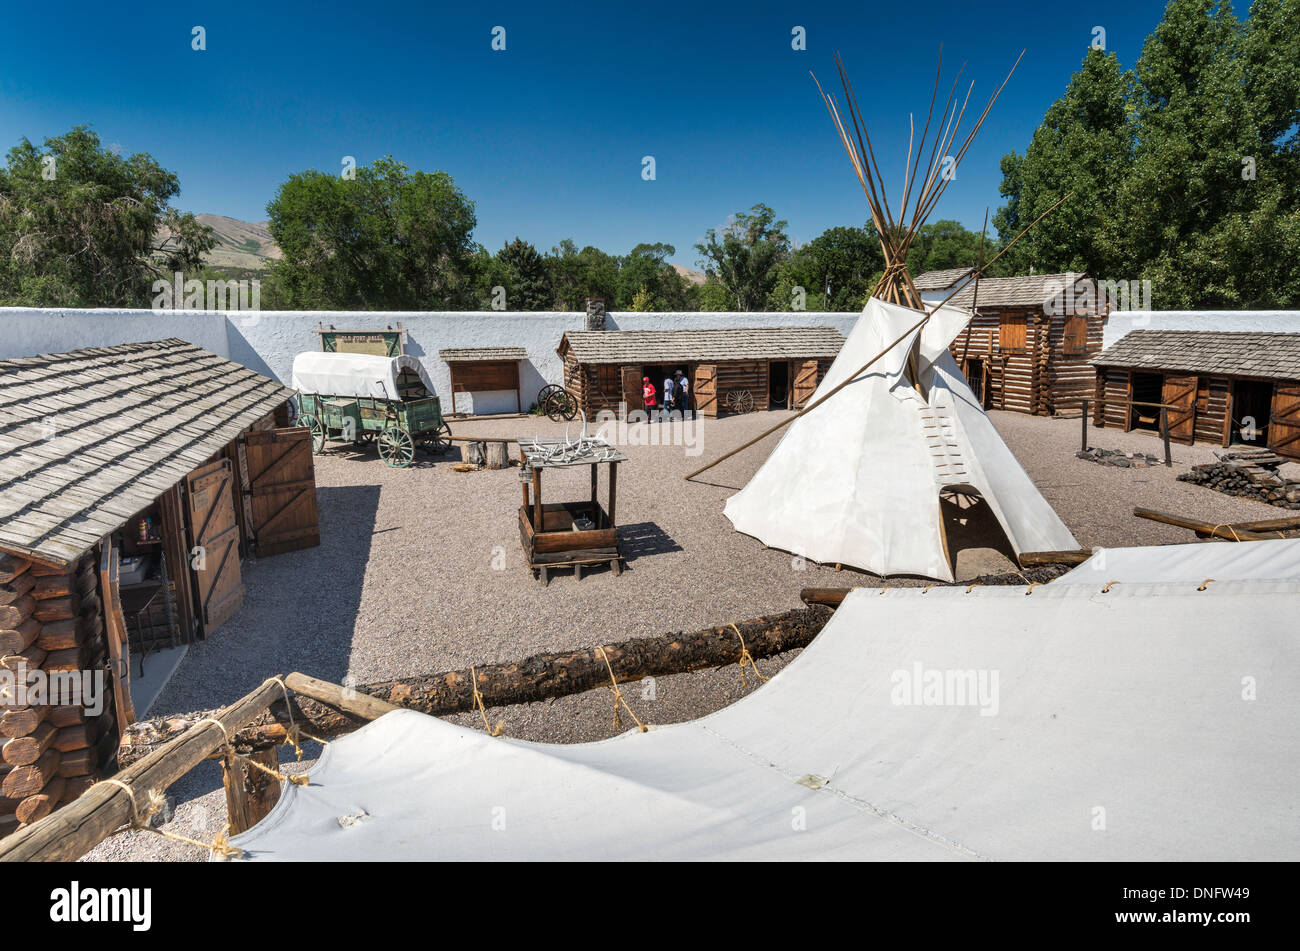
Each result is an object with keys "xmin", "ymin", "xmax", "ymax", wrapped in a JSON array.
[
  {"xmin": 1092, "ymin": 330, "xmax": 1300, "ymax": 380},
  {"xmin": 0, "ymin": 339, "xmax": 293, "ymax": 566},
  {"xmin": 913, "ymin": 267, "xmax": 974, "ymax": 291},
  {"xmin": 439, "ymin": 347, "xmax": 528, "ymax": 362},
  {"xmin": 949, "ymin": 272, "xmax": 1093, "ymax": 310},
  {"xmin": 559, "ymin": 327, "xmax": 846, "ymax": 364}
]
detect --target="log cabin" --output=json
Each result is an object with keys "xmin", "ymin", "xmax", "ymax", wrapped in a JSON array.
[
  {"xmin": 1092, "ymin": 330, "xmax": 1300, "ymax": 458},
  {"xmin": 0, "ymin": 339, "xmax": 321, "ymax": 835},
  {"xmin": 947, "ymin": 272, "xmax": 1107, "ymax": 416},
  {"xmin": 557, "ymin": 327, "xmax": 846, "ymax": 419}
]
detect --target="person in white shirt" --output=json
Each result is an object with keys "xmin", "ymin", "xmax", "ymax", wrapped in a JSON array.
[
  {"xmin": 674, "ymin": 370, "xmax": 690, "ymax": 418},
  {"xmin": 662, "ymin": 373, "xmax": 676, "ymax": 419}
]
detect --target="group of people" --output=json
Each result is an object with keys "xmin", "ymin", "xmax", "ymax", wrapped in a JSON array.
[{"xmin": 642, "ymin": 369, "xmax": 691, "ymax": 419}]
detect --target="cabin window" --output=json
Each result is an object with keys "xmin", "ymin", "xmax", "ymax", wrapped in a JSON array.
[
  {"xmin": 999, "ymin": 315, "xmax": 1027, "ymax": 353},
  {"xmin": 1063, "ymin": 314, "xmax": 1088, "ymax": 356}
]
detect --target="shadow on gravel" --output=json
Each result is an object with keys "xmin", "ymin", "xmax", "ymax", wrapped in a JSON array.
[
  {"xmin": 619, "ymin": 521, "xmax": 683, "ymax": 561},
  {"xmin": 146, "ymin": 484, "xmax": 382, "ymax": 716}
]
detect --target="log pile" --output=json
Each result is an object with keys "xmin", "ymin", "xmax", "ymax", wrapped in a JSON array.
[
  {"xmin": 1076, "ymin": 447, "xmax": 1162, "ymax": 469},
  {"xmin": 1177, "ymin": 452, "xmax": 1300, "ymax": 510},
  {"xmin": 0, "ymin": 550, "xmax": 116, "ymax": 837}
]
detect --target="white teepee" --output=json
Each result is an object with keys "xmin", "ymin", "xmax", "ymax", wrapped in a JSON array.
[{"xmin": 722, "ymin": 296, "xmax": 1079, "ymax": 580}]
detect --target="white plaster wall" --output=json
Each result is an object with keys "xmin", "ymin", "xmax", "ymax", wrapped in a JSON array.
[
  {"xmin": 0, "ymin": 308, "xmax": 230, "ymax": 359},
  {"xmin": 0, "ymin": 308, "xmax": 861, "ymax": 413},
  {"xmin": 1105, "ymin": 311, "xmax": 1300, "ymax": 349}
]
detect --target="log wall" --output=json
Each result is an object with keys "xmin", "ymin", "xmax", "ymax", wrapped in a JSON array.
[
  {"xmin": 0, "ymin": 549, "xmax": 116, "ymax": 837},
  {"xmin": 950, "ymin": 307, "xmax": 1106, "ymax": 416}
]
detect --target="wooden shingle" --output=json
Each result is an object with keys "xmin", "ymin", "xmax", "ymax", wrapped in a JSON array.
[{"xmin": 0, "ymin": 339, "xmax": 293, "ymax": 566}]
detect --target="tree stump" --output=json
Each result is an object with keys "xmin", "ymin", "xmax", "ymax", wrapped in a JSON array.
[
  {"xmin": 484, "ymin": 441, "xmax": 509, "ymax": 469},
  {"xmin": 221, "ymin": 746, "xmax": 282, "ymax": 835}
]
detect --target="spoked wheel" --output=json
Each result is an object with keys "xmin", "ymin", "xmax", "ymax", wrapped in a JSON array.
[
  {"xmin": 724, "ymin": 389, "xmax": 755, "ymax": 414},
  {"xmin": 422, "ymin": 421, "xmax": 452, "ymax": 454},
  {"xmin": 378, "ymin": 426, "xmax": 415, "ymax": 468},
  {"xmin": 299, "ymin": 414, "xmax": 325, "ymax": 453},
  {"xmin": 538, "ymin": 384, "xmax": 578, "ymax": 421}
]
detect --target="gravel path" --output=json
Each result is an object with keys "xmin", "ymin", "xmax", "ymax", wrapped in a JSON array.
[{"xmin": 83, "ymin": 409, "xmax": 1294, "ymax": 860}]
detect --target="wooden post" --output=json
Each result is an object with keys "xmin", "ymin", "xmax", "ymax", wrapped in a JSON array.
[
  {"xmin": 608, "ymin": 462, "xmax": 618, "ymax": 525},
  {"xmin": 532, "ymin": 467, "xmax": 542, "ymax": 530},
  {"xmin": 1160, "ymin": 407, "xmax": 1172, "ymax": 466},
  {"xmin": 590, "ymin": 463, "xmax": 598, "ymax": 515},
  {"xmin": 221, "ymin": 745, "xmax": 281, "ymax": 835},
  {"xmin": 1081, "ymin": 399, "xmax": 1089, "ymax": 452},
  {"xmin": 1133, "ymin": 507, "xmax": 1270, "ymax": 541}
]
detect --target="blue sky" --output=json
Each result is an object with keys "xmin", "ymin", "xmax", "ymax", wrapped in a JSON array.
[{"xmin": 0, "ymin": 0, "xmax": 1176, "ymax": 268}]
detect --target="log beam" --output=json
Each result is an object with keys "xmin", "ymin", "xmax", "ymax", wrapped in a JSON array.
[
  {"xmin": 1133, "ymin": 507, "xmax": 1271, "ymax": 541},
  {"xmin": 118, "ymin": 607, "xmax": 834, "ymax": 766}
]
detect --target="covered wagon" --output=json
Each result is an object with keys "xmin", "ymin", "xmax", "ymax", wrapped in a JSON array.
[{"xmin": 291, "ymin": 353, "xmax": 452, "ymax": 468}]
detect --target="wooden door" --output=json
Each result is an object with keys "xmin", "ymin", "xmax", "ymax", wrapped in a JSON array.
[
  {"xmin": 694, "ymin": 365, "xmax": 718, "ymax": 417},
  {"xmin": 620, "ymin": 366, "xmax": 643, "ymax": 416},
  {"xmin": 185, "ymin": 458, "xmax": 244, "ymax": 635},
  {"xmin": 1269, "ymin": 381, "xmax": 1300, "ymax": 458},
  {"xmin": 98, "ymin": 538, "xmax": 136, "ymax": 731},
  {"xmin": 243, "ymin": 427, "xmax": 321, "ymax": 557},
  {"xmin": 1162, "ymin": 374, "xmax": 1198, "ymax": 444},
  {"xmin": 792, "ymin": 359, "xmax": 819, "ymax": 410}
]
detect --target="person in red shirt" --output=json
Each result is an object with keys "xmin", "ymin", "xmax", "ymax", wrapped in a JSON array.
[{"xmin": 641, "ymin": 376, "xmax": 657, "ymax": 419}]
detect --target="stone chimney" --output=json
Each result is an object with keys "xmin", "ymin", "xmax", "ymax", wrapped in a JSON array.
[{"xmin": 584, "ymin": 297, "xmax": 606, "ymax": 331}]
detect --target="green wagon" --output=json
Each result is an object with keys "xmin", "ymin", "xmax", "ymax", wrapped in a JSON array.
[{"xmin": 290, "ymin": 352, "xmax": 452, "ymax": 468}]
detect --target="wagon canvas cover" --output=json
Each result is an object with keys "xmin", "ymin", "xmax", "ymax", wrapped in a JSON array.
[{"xmin": 290, "ymin": 352, "xmax": 437, "ymax": 400}]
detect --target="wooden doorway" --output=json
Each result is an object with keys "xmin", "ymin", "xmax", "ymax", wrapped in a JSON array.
[
  {"xmin": 185, "ymin": 458, "xmax": 244, "ymax": 636},
  {"xmin": 243, "ymin": 427, "xmax": 321, "ymax": 557},
  {"xmin": 769, "ymin": 360, "xmax": 791, "ymax": 408},
  {"xmin": 1232, "ymin": 379, "xmax": 1274, "ymax": 446},
  {"xmin": 1267, "ymin": 381, "xmax": 1300, "ymax": 457},
  {"xmin": 620, "ymin": 366, "xmax": 643, "ymax": 417},
  {"xmin": 694, "ymin": 365, "xmax": 718, "ymax": 417},
  {"xmin": 792, "ymin": 359, "xmax": 818, "ymax": 409},
  {"xmin": 1161, "ymin": 374, "xmax": 1197, "ymax": 444}
]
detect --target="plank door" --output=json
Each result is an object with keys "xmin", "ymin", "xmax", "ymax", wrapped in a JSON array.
[
  {"xmin": 98, "ymin": 538, "xmax": 136, "ymax": 730},
  {"xmin": 791, "ymin": 359, "xmax": 819, "ymax": 410},
  {"xmin": 694, "ymin": 364, "xmax": 718, "ymax": 417},
  {"xmin": 620, "ymin": 366, "xmax": 643, "ymax": 416},
  {"xmin": 1162, "ymin": 374, "xmax": 1198, "ymax": 444},
  {"xmin": 185, "ymin": 458, "xmax": 244, "ymax": 635},
  {"xmin": 243, "ymin": 427, "xmax": 321, "ymax": 557},
  {"xmin": 1269, "ymin": 381, "xmax": 1300, "ymax": 458}
]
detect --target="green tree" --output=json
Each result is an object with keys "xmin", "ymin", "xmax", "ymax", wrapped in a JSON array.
[
  {"xmin": 494, "ymin": 237, "xmax": 552, "ymax": 310},
  {"xmin": 266, "ymin": 156, "xmax": 477, "ymax": 309},
  {"xmin": 768, "ymin": 225, "xmax": 885, "ymax": 310},
  {"xmin": 545, "ymin": 239, "xmax": 619, "ymax": 310},
  {"xmin": 695, "ymin": 203, "xmax": 791, "ymax": 310},
  {"xmin": 992, "ymin": 48, "xmax": 1130, "ymax": 276},
  {"xmin": 616, "ymin": 242, "xmax": 689, "ymax": 310},
  {"xmin": 0, "ymin": 126, "xmax": 213, "ymax": 306}
]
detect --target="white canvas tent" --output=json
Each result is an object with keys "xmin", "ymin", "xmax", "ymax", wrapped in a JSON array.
[
  {"xmin": 290, "ymin": 352, "xmax": 437, "ymax": 401},
  {"xmin": 1056, "ymin": 537, "xmax": 1300, "ymax": 586},
  {"xmin": 228, "ymin": 579, "xmax": 1300, "ymax": 861},
  {"xmin": 722, "ymin": 297, "xmax": 1079, "ymax": 580}
]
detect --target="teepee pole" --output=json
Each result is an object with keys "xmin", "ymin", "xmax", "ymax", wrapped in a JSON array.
[{"xmin": 683, "ymin": 313, "xmax": 930, "ymax": 482}]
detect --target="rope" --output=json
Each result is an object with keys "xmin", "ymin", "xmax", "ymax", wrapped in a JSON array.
[
  {"xmin": 1025, "ymin": 582, "xmax": 1042, "ymax": 595},
  {"xmin": 1102, "ymin": 581, "xmax": 1120, "ymax": 592},
  {"xmin": 98, "ymin": 779, "xmax": 243, "ymax": 859},
  {"xmin": 594, "ymin": 646, "xmax": 647, "ymax": 733},
  {"xmin": 263, "ymin": 675, "xmax": 329, "ymax": 761},
  {"xmin": 1197, "ymin": 578, "xmax": 1215, "ymax": 591},
  {"xmin": 965, "ymin": 583, "xmax": 983, "ymax": 594},
  {"xmin": 1210, "ymin": 523, "xmax": 1243, "ymax": 541},
  {"xmin": 729, "ymin": 623, "xmax": 769, "ymax": 689},
  {"xmin": 196, "ymin": 717, "xmax": 308, "ymax": 787},
  {"xmin": 469, "ymin": 667, "xmax": 504, "ymax": 737},
  {"xmin": 922, "ymin": 584, "xmax": 937, "ymax": 594}
]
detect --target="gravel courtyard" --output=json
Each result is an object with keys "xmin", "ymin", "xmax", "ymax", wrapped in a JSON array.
[{"xmin": 86, "ymin": 408, "xmax": 1295, "ymax": 860}]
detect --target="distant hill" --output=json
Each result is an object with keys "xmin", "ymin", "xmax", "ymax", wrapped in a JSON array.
[
  {"xmin": 193, "ymin": 215, "xmax": 281, "ymax": 270},
  {"xmin": 673, "ymin": 263, "xmax": 706, "ymax": 286}
]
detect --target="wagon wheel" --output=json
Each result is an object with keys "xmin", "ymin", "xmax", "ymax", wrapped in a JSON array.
[
  {"xmin": 724, "ymin": 389, "xmax": 755, "ymax": 414},
  {"xmin": 285, "ymin": 398, "xmax": 300, "ymax": 425},
  {"xmin": 299, "ymin": 414, "xmax": 325, "ymax": 453},
  {"xmin": 544, "ymin": 389, "xmax": 578, "ymax": 422},
  {"xmin": 378, "ymin": 426, "xmax": 415, "ymax": 468},
  {"xmin": 537, "ymin": 383, "xmax": 566, "ymax": 407},
  {"xmin": 422, "ymin": 421, "xmax": 452, "ymax": 454}
]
